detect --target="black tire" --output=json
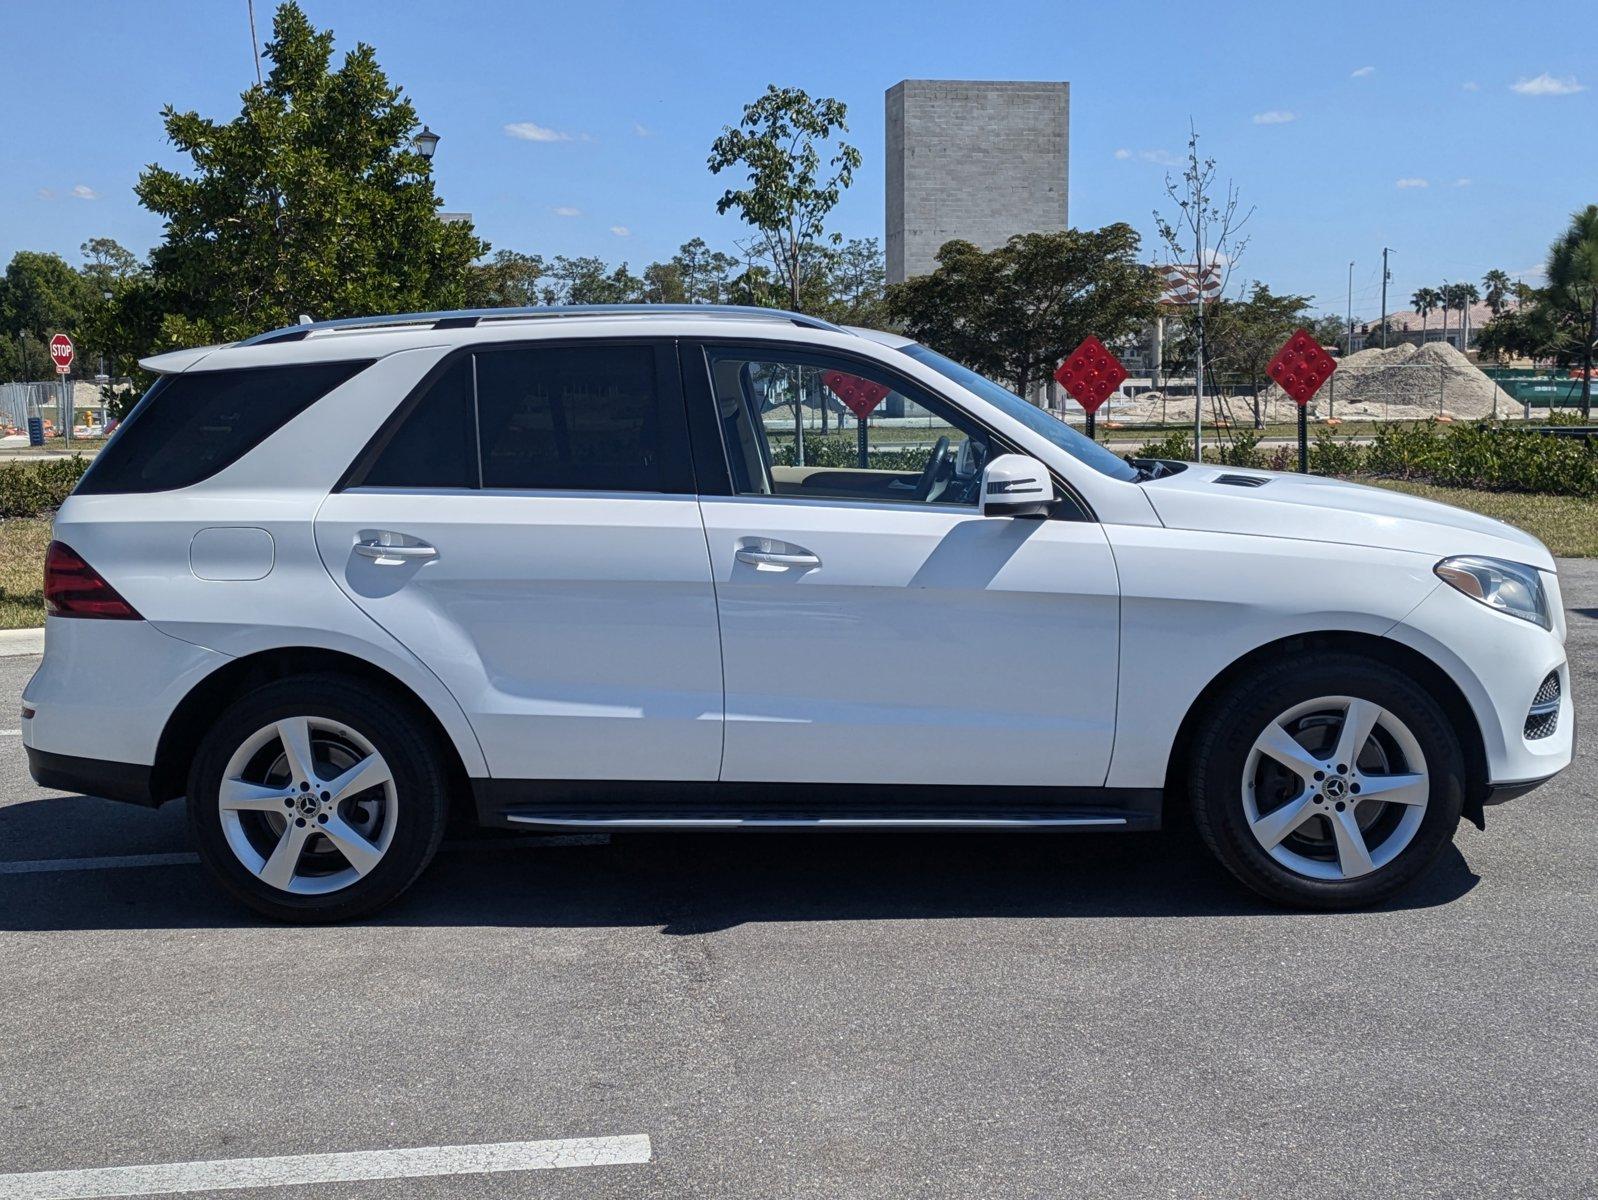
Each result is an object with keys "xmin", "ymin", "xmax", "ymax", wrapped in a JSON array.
[
  {"xmin": 187, "ymin": 674, "xmax": 450, "ymax": 923},
  {"xmin": 1190, "ymin": 651, "xmax": 1465, "ymax": 909}
]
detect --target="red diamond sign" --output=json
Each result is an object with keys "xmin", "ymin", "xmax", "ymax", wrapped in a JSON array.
[
  {"xmin": 822, "ymin": 370, "xmax": 891, "ymax": 421},
  {"xmin": 1053, "ymin": 336, "xmax": 1126, "ymax": 416},
  {"xmin": 1267, "ymin": 328, "xmax": 1337, "ymax": 406}
]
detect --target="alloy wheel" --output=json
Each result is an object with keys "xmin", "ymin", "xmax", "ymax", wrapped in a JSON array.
[
  {"xmin": 217, "ymin": 716, "xmax": 398, "ymax": 895},
  {"xmin": 1241, "ymin": 696, "xmax": 1429, "ymax": 882}
]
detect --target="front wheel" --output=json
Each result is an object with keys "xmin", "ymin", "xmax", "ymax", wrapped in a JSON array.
[
  {"xmin": 187, "ymin": 675, "xmax": 450, "ymax": 922},
  {"xmin": 1190, "ymin": 653, "xmax": 1466, "ymax": 909}
]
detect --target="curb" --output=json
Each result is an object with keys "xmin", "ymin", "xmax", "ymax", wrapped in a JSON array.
[{"xmin": 0, "ymin": 628, "xmax": 44, "ymax": 657}]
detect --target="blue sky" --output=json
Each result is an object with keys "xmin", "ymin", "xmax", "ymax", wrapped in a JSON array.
[{"xmin": 2, "ymin": 0, "xmax": 1594, "ymax": 321}]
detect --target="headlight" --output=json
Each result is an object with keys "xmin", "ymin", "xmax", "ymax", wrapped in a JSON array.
[{"xmin": 1434, "ymin": 556, "xmax": 1551, "ymax": 629}]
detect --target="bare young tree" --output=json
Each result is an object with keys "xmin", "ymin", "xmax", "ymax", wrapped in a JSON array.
[{"xmin": 1153, "ymin": 124, "xmax": 1254, "ymax": 458}]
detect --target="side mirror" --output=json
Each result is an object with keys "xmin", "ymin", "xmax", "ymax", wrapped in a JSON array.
[{"xmin": 980, "ymin": 454, "xmax": 1054, "ymax": 518}]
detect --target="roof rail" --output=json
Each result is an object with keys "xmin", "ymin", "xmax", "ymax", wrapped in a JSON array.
[{"xmin": 239, "ymin": 304, "xmax": 848, "ymax": 346}]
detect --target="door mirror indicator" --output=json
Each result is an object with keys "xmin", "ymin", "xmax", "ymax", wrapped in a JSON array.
[{"xmin": 980, "ymin": 454, "xmax": 1054, "ymax": 518}]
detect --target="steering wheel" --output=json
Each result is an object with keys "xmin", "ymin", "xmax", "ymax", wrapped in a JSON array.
[{"xmin": 914, "ymin": 436, "xmax": 951, "ymax": 502}]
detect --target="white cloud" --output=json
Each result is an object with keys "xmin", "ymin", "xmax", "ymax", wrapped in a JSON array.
[
  {"xmin": 1118, "ymin": 148, "xmax": 1178, "ymax": 166},
  {"xmin": 71, "ymin": 184, "xmax": 99, "ymax": 200},
  {"xmin": 609, "ymin": 225, "xmax": 631, "ymax": 237},
  {"xmin": 1350, "ymin": 66, "xmax": 1375, "ymax": 78},
  {"xmin": 552, "ymin": 205, "xmax": 581, "ymax": 217},
  {"xmin": 632, "ymin": 122, "xmax": 652, "ymax": 138},
  {"xmin": 504, "ymin": 121, "xmax": 573, "ymax": 142},
  {"xmin": 1252, "ymin": 110, "xmax": 1297, "ymax": 124},
  {"xmin": 35, "ymin": 187, "xmax": 55, "ymax": 200},
  {"xmin": 1510, "ymin": 72, "xmax": 1586, "ymax": 96},
  {"xmin": 1462, "ymin": 80, "xmax": 1481, "ymax": 91},
  {"xmin": 1396, "ymin": 177, "xmax": 1429, "ymax": 189},
  {"xmin": 1454, "ymin": 177, "xmax": 1472, "ymax": 187},
  {"xmin": 1113, "ymin": 148, "xmax": 1132, "ymax": 160}
]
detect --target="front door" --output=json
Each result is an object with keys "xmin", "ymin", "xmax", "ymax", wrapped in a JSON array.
[
  {"xmin": 315, "ymin": 339, "xmax": 724, "ymax": 782},
  {"xmin": 689, "ymin": 342, "xmax": 1120, "ymax": 788}
]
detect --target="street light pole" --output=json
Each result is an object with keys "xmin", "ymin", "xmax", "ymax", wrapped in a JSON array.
[{"xmin": 1346, "ymin": 260, "xmax": 1354, "ymax": 356}]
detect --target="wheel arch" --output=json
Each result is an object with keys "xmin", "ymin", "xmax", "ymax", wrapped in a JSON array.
[
  {"xmin": 1161, "ymin": 630, "xmax": 1490, "ymax": 830},
  {"xmin": 151, "ymin": 647, "xmax": 475, "ymax": 822}
]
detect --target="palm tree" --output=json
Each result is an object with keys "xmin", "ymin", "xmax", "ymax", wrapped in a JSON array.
[
  {"xmin": 1546, "ymin": 204, "xmax": 1598, "ymax": 421},
  {"xmin": 1437, "ymin": 283, "xmax": 1451, "ymax": 347},
  {"xmin": 1482, "ymin": 269, "xmax": 1513, "ymax": 316},
  {"xmin": 1457, "ymin": 283, "xmax": 1481, "ymax": 349},
  {"xmin": 1411, "ymin": 287, "xmax": 1439, "ymax": 345}
]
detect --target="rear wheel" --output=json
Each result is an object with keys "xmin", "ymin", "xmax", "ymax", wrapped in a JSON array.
[
  {"xmin": 187, "ymin": 675, "xmax": 449, "ymax": 922},
  {"xmin": 1190, "ymin": 653, "xmax": 1465, "ymax": 909}
]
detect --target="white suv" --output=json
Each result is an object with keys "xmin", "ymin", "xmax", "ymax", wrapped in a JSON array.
[{"xmin": 24, "ymin": 306, "xmax": 1574, "ymax": 920}]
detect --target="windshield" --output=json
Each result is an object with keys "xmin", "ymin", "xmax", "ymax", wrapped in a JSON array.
[{"xmin": 899, "ymin": 343, "xmax": 1139, "ymax": 483}]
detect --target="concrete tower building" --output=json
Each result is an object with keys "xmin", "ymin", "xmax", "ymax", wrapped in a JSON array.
[{"xmin": 884, "ymin": 79, "xmax": 1070, "ymax": 285}]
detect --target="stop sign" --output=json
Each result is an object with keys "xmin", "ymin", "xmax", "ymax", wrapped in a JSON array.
[{"xmin": 49, "ymin": 334, "xmax": 74, "ymax": 375}]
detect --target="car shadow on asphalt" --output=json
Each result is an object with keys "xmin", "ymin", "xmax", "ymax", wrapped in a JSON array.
[{"xmin": 0, "ymin": 794, "xmax": 1480, "ymax": 932}]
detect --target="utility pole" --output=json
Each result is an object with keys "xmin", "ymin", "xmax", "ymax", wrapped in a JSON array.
[
  {"xmin": 1379, "ymin": 247, "xmax": 1392, "ymax": 349},
  {"xmin": 1346, "ymin": 260, "xmax": 1354, "ymax": 356}
]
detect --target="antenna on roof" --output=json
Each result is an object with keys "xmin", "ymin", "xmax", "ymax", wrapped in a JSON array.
[{"xmin": 297, "ymin": 314, "xmax": 314, "ymax": 325}]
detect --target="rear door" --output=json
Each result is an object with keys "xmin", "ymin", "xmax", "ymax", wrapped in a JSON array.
[{"xmin": 314, "ymin": 338, "xmax": 724, "ymax": 782}]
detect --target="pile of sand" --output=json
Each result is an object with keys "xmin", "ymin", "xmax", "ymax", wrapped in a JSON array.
[
  {"xmin": 1305, "ymin": 341, "xmax": 1516, "ymax": 421},
  {"xmin": 1094, "ymin": 341, "xmax": 1518, "ymax": 425}
]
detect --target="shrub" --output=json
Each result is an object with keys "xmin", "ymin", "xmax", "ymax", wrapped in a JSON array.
[
  {"xmin": 0, "ymin": 456, "xmax": 90, "ymax": 518},
  {"xmin": 1309, "ymin": 430, "xmax": 1367, "ymax": 477},
  {"xmin": 1133, "ymin": 430, "xmax": 1194, "ymax": 461},
  {"xmin": 771, "ymin": 435, "xmax": 931, "ymax": 473}
]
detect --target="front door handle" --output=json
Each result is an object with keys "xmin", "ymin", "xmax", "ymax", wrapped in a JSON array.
[
  {"xmin": 354, "ymin": 537, "xmax": 437, "ymax": 563},
  {"xmin": 735, "ymin": 540, "xmax": 820, "ymax": 569}
]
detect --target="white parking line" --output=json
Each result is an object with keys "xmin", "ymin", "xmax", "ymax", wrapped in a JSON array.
[
  {"xmin": 0, "ymin": 833, "xmax": 608, "ymax": 877},
  {"xmin": 0, "ymin": 1134, "xmax": 652, "ymax": 1199},
  {"xmin": 0, "ymin": 729, "xmax": 21, "ymax": 735}
]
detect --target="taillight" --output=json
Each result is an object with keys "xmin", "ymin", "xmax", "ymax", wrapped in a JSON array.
[{"xmin": 43, "ymin": 541, "xmax": 142, "ymax": 620}]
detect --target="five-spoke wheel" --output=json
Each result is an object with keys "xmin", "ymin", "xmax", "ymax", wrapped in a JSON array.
[
  {"xmin": 188, "ymin": 675, "xmax": 448, "ymax": 922},
  {"xmin": 1192, "ymin": 653, "xmax": 1464, "ymax": 908}
]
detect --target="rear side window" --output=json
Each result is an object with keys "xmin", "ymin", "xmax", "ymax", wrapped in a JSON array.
[
  {"xmin": 77, "ymin": 360, "xmax": 368, "ymax": 495},
  {"xmin": 360, "ymin": 358, "xmax": 477, "ymax": 489},
  {"xmin": 476, "ymin": 345, "xmax": 661, "ymax": 491},
  {"xmin": 345, "ymin": 341, "xmax": 689, "ymax": 494}
]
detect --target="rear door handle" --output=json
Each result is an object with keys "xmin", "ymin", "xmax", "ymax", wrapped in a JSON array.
[
  {"xmin": 355, "ymin": 537, "xmax": 437, "ymax": 563},
  {"xmin": 735, "ymin": 540, "xmax": 820, "ymax": 568}
]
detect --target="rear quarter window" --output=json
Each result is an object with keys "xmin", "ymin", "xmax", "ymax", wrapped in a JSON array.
[{"xmin": 76, "ymin": 360, "xmax": 370, "ymax": 495}]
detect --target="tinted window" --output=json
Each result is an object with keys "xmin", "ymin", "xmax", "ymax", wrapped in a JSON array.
[
  {"xmin": 78, "ymin": 360, "xmax": 368, "ymax": 495},
  {"xmin": 475, "ymin": 345, "xmax": 662, "ymax": 491},
  {"xmin": 359, "ymin": 358, "xmax": 477, "ymax": 488}
]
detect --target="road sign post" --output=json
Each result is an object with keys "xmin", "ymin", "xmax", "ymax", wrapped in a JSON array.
[
  {"xmin": 49, "ymin": 334, "xmax": 75, "ymax": 446},
  {"xmin": 1054, "ymin": 336, "xmax": 1127, "ymax": 441},
  {"xmin": 823, "ymin": 371, "xmax": 891, "ymax": 469},
  {"xmin": 1266, "ymin": 329, "xmax": 1338, "ymax": 473}
]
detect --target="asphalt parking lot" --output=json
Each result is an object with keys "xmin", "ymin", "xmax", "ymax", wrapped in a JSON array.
[{"xmin": 1, "ymin": 562, "xmax": 1594, "ymax": 1199}]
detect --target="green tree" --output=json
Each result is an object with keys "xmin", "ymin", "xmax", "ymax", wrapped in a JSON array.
[
  {"xmin": 708, "ymin": 85, "xmax": 861, "ymax": 312},
  {"xmin": 1411, "ymin": 287, "xmax": 1440, "ymax": 345},
  {"xmin": 1543, "ymin": 205, "xmax": 1598, "ymax": 419},
  {"xmin": 465, "ymin": 250, "xmax": 546, "ymax": 308},
  {"xmin": 539, "ymin": 256, "xmax": 642, "ymax": 305},
  {"xmin": 0, "ymin": 251, "xmax": 91, "ymax": 379},
  {"xmin": 1203, "ymin": 283, "xmax": 1314, "ymax": 426},
  {"xmin": 135, "ymin": 1, "xmax": 485, "ymax": 346},
  {"xmin": 812, "ymin": 237, "xmax": 887, "ymax": 328},
  {"xmin": 1482, "ymin": 269, "xmax": 1513, "ymax": 316},
  {"xmin": 668, "ymin": 237, "xmax": 741, "ymax": 304},
  {"xmin": 886, "ymin": 226, "xmax": 1161, "ymax": 398}
]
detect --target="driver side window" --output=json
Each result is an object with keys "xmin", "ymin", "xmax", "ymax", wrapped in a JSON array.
[{"xmin": 705, "ymin": 347, "xmax": 991, "ymax": 507}]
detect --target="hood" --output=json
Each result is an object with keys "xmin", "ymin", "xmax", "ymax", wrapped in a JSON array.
[{"xmin": 1140, "ymin": 463, "xmax": 1556, "ymax": 572}]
